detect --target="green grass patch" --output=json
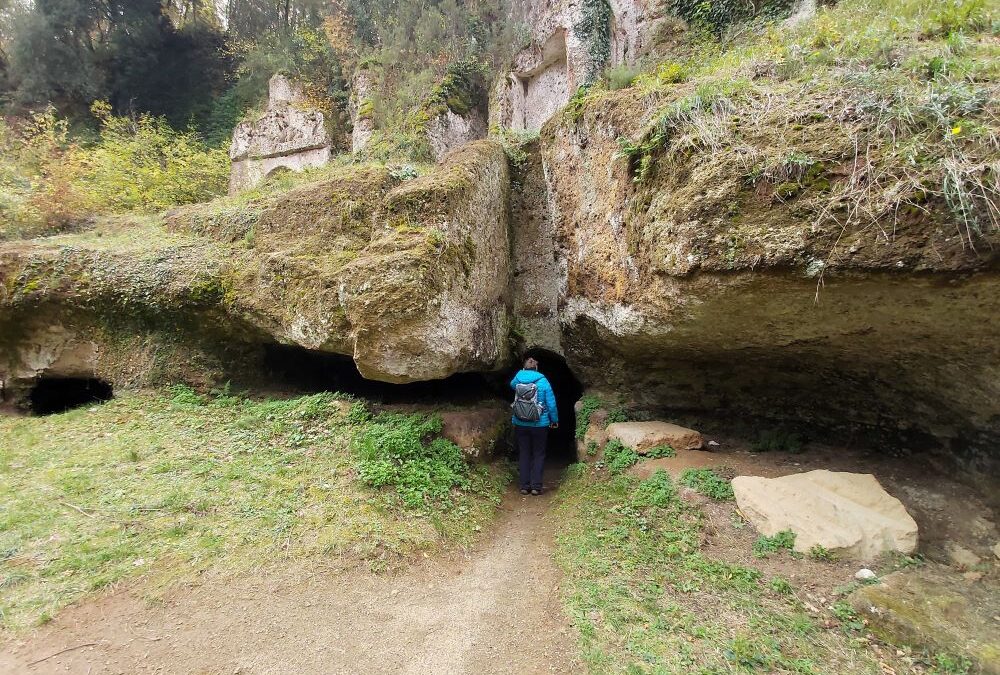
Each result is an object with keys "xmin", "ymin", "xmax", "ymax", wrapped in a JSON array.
[
  {"xmin": 679, "ymin": 468, "xmax": 735, "ymax": 500},
  {"xmin": 0, "ymin": 389, "xmax": 508, "ymax": 632},
  {"xmin": 554, "ymin": 465, "xmax": 897, "ymax": 672}
]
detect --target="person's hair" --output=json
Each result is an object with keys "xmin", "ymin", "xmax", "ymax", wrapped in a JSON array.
[{"xmin": 524, "ymin": 357, "xmax": 539, "ymax": 370}]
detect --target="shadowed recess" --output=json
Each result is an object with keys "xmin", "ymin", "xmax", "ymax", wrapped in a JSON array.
[
  {"xmin": 522, "ymin": 347, "xmax": 584, "ymax": 463},
  {"xmin": 29, "ymin": 378, "xmax": 114, "ymax": 415}
]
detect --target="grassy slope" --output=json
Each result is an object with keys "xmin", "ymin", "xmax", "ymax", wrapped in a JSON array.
[
  {"xmin": 553, "ymin": 466, "xmax": 934, "ymax": 675},
  {"xmin": 0, "ymin": 389, "xmax": 507, "ymax": 632}
]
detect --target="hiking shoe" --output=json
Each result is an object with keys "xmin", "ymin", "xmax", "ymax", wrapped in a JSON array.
[
  {"xmin": 531, "ymin": 489, "xmax": 542, "ymax": 496},
  {"xmin": 520, "ymin": 489, "xmax": 529, "ymax": 495}
]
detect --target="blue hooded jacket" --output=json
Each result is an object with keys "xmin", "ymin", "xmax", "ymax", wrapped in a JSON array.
[{"xmin": 510, "ymin": 369, "xmax": 558, "ymax": 427}]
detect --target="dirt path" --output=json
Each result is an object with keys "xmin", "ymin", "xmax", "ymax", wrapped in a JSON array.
[{"xmin": 0, "ymin": 487, "xmax": 579, "ymax": 675}]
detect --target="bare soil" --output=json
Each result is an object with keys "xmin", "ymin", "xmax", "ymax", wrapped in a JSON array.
[{"xmin": 0, "ymin": 483, "xmax": 579, "ymax": 675}]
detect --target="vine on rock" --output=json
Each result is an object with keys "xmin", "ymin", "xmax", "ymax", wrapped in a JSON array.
[{"xmin": 577, "ymin": 0, "xmax": 613, "ymax": 84}]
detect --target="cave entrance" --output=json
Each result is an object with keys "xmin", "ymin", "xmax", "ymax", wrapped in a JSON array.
[
  {"xmin": 521, "ymin": 347, "xmax": 583, "ymax": 465},
  {"xmin": 262, "ymin": 344, "xmax": 503, "ymax": 405},
  {"xmin": 29, "ymin": 377, "xmax": 114, "ymax": 415}
]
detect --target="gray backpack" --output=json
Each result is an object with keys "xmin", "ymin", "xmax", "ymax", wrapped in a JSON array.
[{"xmin": 512, "ymin": 382, "xmax": 543, "ymax": 422}]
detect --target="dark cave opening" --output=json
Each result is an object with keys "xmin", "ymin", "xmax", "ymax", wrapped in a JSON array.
[
  {"xmin": 520, "ymin": 347, "xmax": 584, "ymax": 465},
  {"xmin": 262, "ymin": 343, "xmax": 505, "ymax": 405},
  {"xmin": 29, "ymin": 377, "xmax": 114, "ymax": 415}
]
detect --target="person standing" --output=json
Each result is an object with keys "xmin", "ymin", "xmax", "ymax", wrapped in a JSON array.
[{"xmin": 510, "ymin": 357, "xmax": 558, "ymax": 495}]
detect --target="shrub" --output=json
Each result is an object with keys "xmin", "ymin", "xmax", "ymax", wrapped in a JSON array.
[
  {"xmin": 809, "ymin": 544, "xmax": 836, "ymax": 561},
  {"xmin": 604, "ymin": 65, "xmax": 640, "ymax": 90},
  {"xmin": 0, "ymin": 103, "xmax": 229, "ymax": 239},
  {"xmin": 73, "ymin": 102, "xmax": 229, "ymax": 213},
  {"xmin": 354, "ymin": 413, "xmax": 472, "ymax": 509},
  {"xmin": 679, "ymin": 468, "xmax": 734, "ymax": 500}
]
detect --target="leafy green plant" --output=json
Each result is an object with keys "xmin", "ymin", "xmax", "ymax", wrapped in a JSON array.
[
  {"xmin": 645, "ymin": 444, "xmax": 676, "ymax": 458},
  {"xmin": 576, "ymin": 0, "xmax": 613, "ymax": 83},
  {"xmin": 602, "ymin": 439, "xmax": 639, "ymax": 475},
  {"xmin": 769, "ymin": 576, "xmax": 794, "ymax": 594},
  {"xmin": 354, "ymin": 413, "xmax": 473, "ymax": 509},
  {"xmin": 168, "ymin": 384, "xmax": 207, "ymax": 406},
  {"xmin": 679, "ymin": 468, "xmax": 734, "ymax": 500},
  {"xmin": 753, "ymin": 530, "xmax": 797, "ymax": 558},
  {"xmin": 929, "ymin": 652, "xmax": 973, "ymax": 674},
  {"xmin": 586, "ymin": 440, "xmax": 600, "ymax": 457},
  {"xmin": 809, "ymin": 544, "xmax": 836, "ymax": 561},
  {"xmin": 576, "ymin": 394, "xmax": 602, "ymax": 439},
  {"xmin": 564, "ymin": 85, "xmax": 594, "ymax": 123},
  {"xmin": 631, "ymin": 470, "xmax": 676, "ymax": 507},
  {"xmin": 830, "ymin": 600, "xmax": 865, "ymax": 632}
]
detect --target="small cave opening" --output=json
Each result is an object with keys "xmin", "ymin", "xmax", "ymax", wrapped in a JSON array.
[
  {"xmin": 261, "ymin": 344, "xmax": 504, "ymax": 405},
  {"xmin": 519, "ymin": 347, "xmax": 584, "ymax": 466},
  {"xmin": 29, "ymin": 377, "xmax": 114, "ymax": 415}
]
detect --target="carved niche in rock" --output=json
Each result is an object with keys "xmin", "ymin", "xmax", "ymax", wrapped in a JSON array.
[{"xmin": 229, "ymin": 74, "xmax": 332, "ymax": 194}]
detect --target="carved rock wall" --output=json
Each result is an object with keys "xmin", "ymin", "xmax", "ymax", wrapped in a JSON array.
[
  {"xmin": 493, "ymin": 0, "xmax": 659, "ymax": 131},
  {"xmin": 228, "ymin": 75, "xmax": 332, "ymax": 194}
]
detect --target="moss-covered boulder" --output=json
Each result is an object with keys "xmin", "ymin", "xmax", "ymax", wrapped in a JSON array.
[{"xmin": 0, "ymin": 141, "xmax": 512, "ymax": 408}]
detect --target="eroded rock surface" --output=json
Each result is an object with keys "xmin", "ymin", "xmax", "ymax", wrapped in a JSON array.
[
  {"xmin": 229, "ymin": 75, "xmax": 332, "ymax": 194},
  {"xmin": 732, "ymin": 470, "xmax": 918, "ymax": 560},
  {"xmin": 492, "ymin": 0, "xmax": 662, "ymax": 131},
  {"xmin": 439, "ymin": 405, "xmax": 509, "ymax": 460}
]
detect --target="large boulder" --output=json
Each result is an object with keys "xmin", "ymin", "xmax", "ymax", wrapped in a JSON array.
[
  {"xmin": 849, "ymin": 565, "xmax": 1000, "ymax": 674},
  {"xmin": 732, "ymin": 470, "xmax": 918, "ymax": 560},
  {"xmin": 606, "ymin": 420, "xmax": 704, "ymax": 452}
]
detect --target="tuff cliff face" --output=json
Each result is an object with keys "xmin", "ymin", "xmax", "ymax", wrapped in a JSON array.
[
  {"xmin": 0, "ymin": 141, "xmax": 512, "ymax": 407},
  {"xmin": 1, "ymin": 0, "xmax": 998, "ymax": 490},
  {"xmin": 534, "ymin": 82, "xmax": 999, "ymax": 487}
]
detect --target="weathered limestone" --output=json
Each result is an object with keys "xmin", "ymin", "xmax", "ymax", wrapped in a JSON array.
[
  {"xmin": 0, "ymin": 141, "xmax": 513, "ymax": 406},
  {"xmin": 538, "ymin": 77, "xmax": 1000, "ymax": 492},
  {"xmin": 732, "ymin": 471, "xmax": 918, "ymax": 560},
  {"xmin": 850, "ymin": 565, "xmax": 1000, "ymax": 675},
  {"xmin": 510, "ymin": 139, "xmax": 563, "ymax": 352},
  {"xmin": 606, "ymin": 421, "xmax": 704, "ymax": 452},
  {"xmin": 229, "ymin": 74, "xmax": 331, "ymax": 194}
]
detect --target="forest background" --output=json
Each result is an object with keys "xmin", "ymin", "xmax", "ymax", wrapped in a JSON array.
[{"xmin": 0, "ymin": 0, "xmax": 521, "ymax": 238}]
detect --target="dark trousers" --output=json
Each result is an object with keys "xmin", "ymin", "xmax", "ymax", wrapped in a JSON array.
[{"xmin": 516, "ymin": 425, "xmax": 547, "ymax": 490}]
